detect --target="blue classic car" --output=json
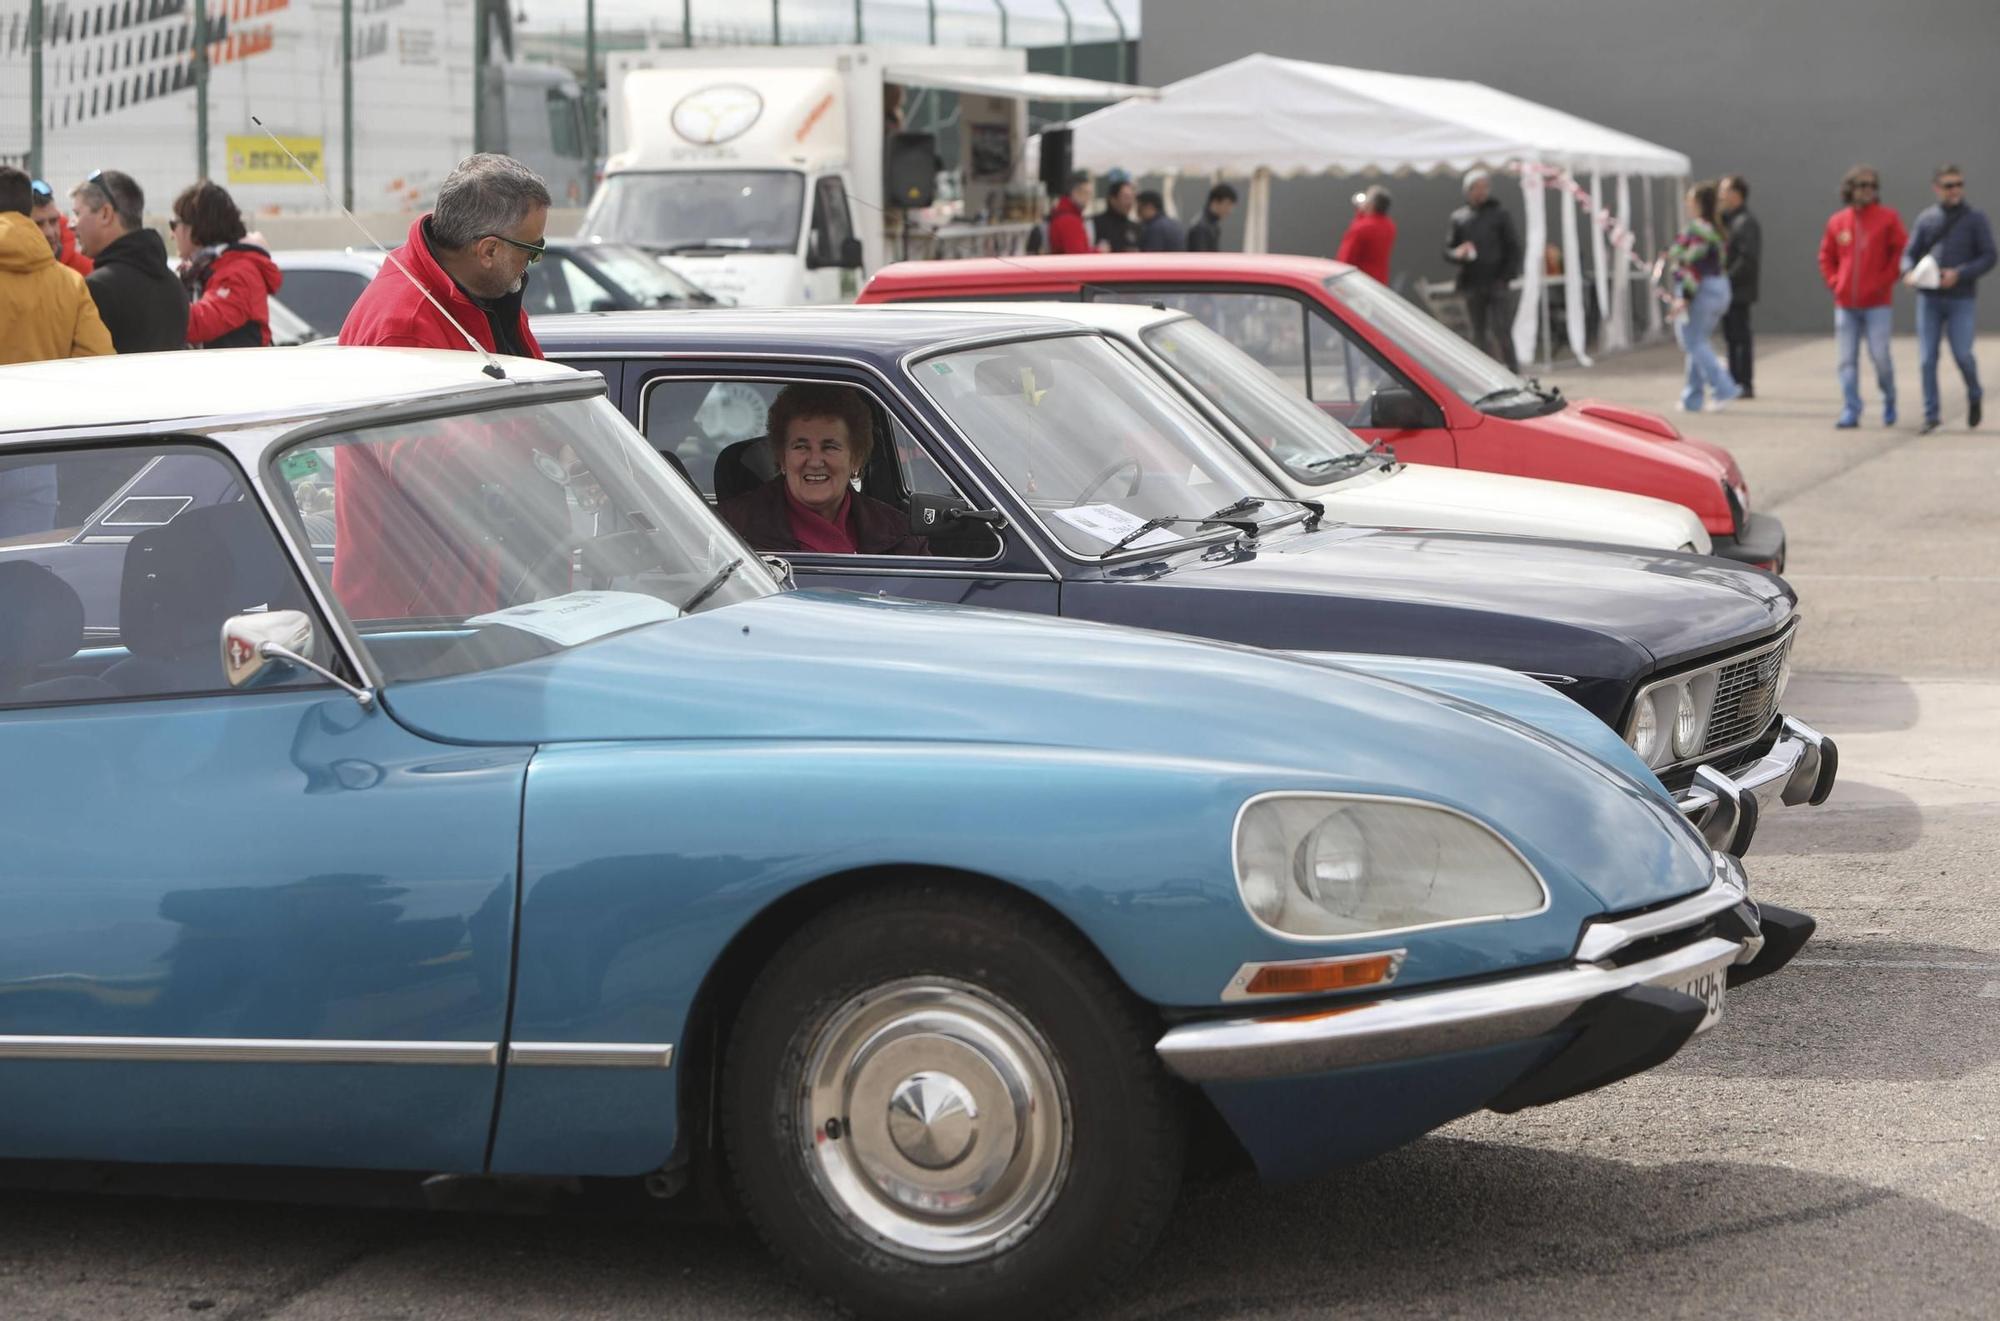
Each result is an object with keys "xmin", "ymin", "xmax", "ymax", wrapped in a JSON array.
[
  {"xmin": 535, "ymin": 307, "xmax": 1836, "ymax": 855},
  {"xmin": 0, "ymin": 349, "xmax": 1809, "ymax": 1320}
]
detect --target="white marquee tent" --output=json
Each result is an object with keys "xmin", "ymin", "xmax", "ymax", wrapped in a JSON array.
[{"xmin": 1065, "ymin": 53, "xmax": 1695, "ymax": 365}]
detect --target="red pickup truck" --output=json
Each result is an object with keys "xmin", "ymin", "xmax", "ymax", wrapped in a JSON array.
[{"xmin": 859, "ymin": 254, "xmax": 1783, "ymax": 569}]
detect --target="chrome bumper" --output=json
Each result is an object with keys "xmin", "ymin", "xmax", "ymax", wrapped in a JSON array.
[
  {"xmin": 1157, "ymin": 867, "xmax": 1762, "ymax": 1085},
  {"xmin": 1675, "ymin": 716, "xmax": 1839, "ymax": 855}
]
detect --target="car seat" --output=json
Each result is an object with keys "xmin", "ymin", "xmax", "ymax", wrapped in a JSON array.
[
  {"xmin": 103, "ymin": 502, "xmax": 314, "ymax": 697},
  {"xmin": 0, "ymin": 559, "xmax": 117, "ymax": 703},
  {"xmin": 712, "ymin": 437, "xmax": 778, "ymax": 503}
]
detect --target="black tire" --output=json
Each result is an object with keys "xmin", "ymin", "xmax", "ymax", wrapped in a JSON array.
[{"xmin": 721, "ymin": 881, "xmax": 1187, "ymax": 1321}]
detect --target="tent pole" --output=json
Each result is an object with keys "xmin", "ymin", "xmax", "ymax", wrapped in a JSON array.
[
  {"xmin": 1053, "ymin": 0, "xmax": 1073, "ymax": 121},
  {"xmin": 1101, "ymin": 0, "xmax": 1127, "ymax": 85}
]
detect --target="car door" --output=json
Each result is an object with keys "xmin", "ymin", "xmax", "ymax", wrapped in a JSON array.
[
  {"xmin": 622, "ymin": 363, "xmax": 1060, "ymax": 612},
  {"xmin": 1091, "ymin": 284, "xmax": 1460, "ymax": 465},
  {"xmin": 0, "ymin": 439, "xmax": 527, "ymax": 1174}
]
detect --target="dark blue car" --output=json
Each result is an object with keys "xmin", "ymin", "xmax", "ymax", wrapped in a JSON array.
[{"xmin": 537, "ymin": 307, "xmax": 1836, "ymax": 853}]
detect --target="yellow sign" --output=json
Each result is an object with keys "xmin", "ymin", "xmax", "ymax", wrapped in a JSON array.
[{"xmin": 226, "ymin": 135, "xmax": 324, "ymax": 184}]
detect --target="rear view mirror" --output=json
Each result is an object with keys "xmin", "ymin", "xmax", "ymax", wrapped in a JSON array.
[
  {"xmin": 222, "ymin": 610, "xmax": 373, "ymax": 707},
  {"xmin": 1367, "ymin": 384, "xmax": 1440, "ymax": 431}
]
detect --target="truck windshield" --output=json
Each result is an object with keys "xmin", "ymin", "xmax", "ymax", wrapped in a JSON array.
[
  {"xmin": 913, "ymin": 333, "xmax": 1290, "ymax": 559},
  {"xmin": 271, "ymin": 395, "xmax": 770, "ymax": 681},
  {"xmin": 1139, "ymin": 315, "xmax": 1373, "ymax": 486},
  {"xmin": 583, "ymin": 170, "xmax": 806, "ymax": 253},
  {"xmin": 1325, "ymin": 272, "xmax": 1534, "ymax": 408}
]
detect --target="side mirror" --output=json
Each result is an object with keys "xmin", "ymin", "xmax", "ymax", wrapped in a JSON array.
[
  {"xmin": 839, "ymin": 236, "xmax": 864, "ymax": 270},
  {"xmin": 587, "ymin": 296, "xmax": 621, "ymax": 313},
  {"xmin": 1367, "ymin": 383, "xmax": 1440, "ymax": 431},
  {"xmin": 909, "ymin": 491, "xmax": 1007, "ymax": 536},
  {"xmin": 222, "ymin": 610, "xmax": 373, "ymax": 707},
  {"xmin": 762, "ymin": 555, "xmax": 795, "ymax": 588}
]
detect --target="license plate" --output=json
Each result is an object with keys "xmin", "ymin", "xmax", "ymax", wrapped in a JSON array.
[{"xmin": 1669, "ymin": 966, "xmax": 1728, "ymax": 1034}]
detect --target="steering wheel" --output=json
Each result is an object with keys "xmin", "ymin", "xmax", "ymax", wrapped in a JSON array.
[{"xmin": 1071, "ymin": 457, "xmax": 1144, "ymax": 506}]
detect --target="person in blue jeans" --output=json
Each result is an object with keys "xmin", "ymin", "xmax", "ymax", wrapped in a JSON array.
[
  {"xmin": 1902, "ymin": 163, "xmax": 1995, "ymax": 433},
  {"xmin": 1664, "ymin": 181, "xmax": 1740, "ymax": 413}
]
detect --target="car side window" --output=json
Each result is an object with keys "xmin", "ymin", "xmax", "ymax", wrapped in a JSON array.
[
  {"xmin": 0, "ymin": 444, "xmax": 330, "ymax": 708},
  {"xmin": 1306, "ymin": 307, "xmax": 1406, "ymax": 426},
  {"xmin": 808, "ymin": 176, "xmax": 856, "ymax": 266},
  {"xmin": 279, "ymin": 269, "xmax": 373, "ymax": 338},
  {"xmin": 1097, "ymin": 288, "xmax": 1310, "ymax": 394},
  {"xmin": 637, "ymin": 375, "xmax": 998, "ymax": 560}
]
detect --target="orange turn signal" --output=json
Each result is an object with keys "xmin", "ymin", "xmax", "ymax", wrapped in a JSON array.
[{"xmin": 1236, "ymin": 951, "xmax": 1403, "ymax": 999}]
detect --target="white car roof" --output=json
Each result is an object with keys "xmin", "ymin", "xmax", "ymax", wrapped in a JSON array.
[
  {"xmin": 270, "ymin": 249, "xmax": 387, "ymax": 275},
  {"xmin": 0, "ymin": 347, "xmax": 585, "ymax": 438}
]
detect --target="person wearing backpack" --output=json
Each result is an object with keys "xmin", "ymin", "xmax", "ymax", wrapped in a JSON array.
[{"xmin": 1903, "ymin": 164, "xmax": 1995, "ymax": 433}]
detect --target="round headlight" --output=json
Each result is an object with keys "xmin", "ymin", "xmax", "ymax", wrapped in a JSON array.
[
  {"xmin": 1293, "ymin": 811, "xmax": 1368, "ymax": 914},
  {"xmin": 1672, "ymin": 680, "xmax": 1706, "ymax": 757},
  {"xmin": 1628, "ymin": 692, "xmax": 1661, "ymax": 761}
]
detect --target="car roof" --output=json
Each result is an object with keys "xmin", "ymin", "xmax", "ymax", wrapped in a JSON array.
[
  {"xmin": 270, "ymin": 248, "xmax": 387, "ymax": 274},
  {"xmin": 864, "ymin": 253, "xmax": 1358, "ymax": 295},
  {"xmin": 532, "ymin": 305, "xmax": 1089, "ymax": 358},
  {"xmin": 0, "ymin": 347, "xmax": 583, "ymax": 437}
]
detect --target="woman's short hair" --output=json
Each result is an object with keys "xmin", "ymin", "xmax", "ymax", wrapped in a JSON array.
[
  {"xmin": 173, "ymin": 181, "xmax": 247, "ymax": 247},
  {"xmin": 766, "ymin": 384, "xmax": 875, "ymax": 471},
  {"xmin": 1841, "ymin": 164, "xmax": 1881, "ymax": 205}
]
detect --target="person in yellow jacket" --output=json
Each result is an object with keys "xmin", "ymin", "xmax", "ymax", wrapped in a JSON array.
[{"xmin": 0, "ymin": 166, "xmax": 114, "ymax": 365}]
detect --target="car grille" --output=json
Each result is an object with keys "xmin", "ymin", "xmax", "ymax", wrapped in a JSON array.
[{"xmin": 1703, "ymin": 631, "xmax": 1792, "ymax": 753}]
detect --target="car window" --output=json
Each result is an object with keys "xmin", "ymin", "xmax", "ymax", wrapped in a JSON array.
[
  {"xmin": 1305, "ymin": 305, "xmax": 1399, "ymax": 424},
  {"xmin": 0, "ymin": 444, "xmax": 332, "ymax": 707},
  {"xmin": 638, "ymin": 375, "xmax": 998, "ymax": 560},
  {"xmin": 808, "ymin": 176, "xmax": 856, "ymax": 266},
  {"xmin": 522, "ymin": 253, "xmax": 611, "ymax": 316},
  {"xmin": 279, "ymin": 268, "xmax": 373, "ymax": 337},
  {"xmin": 1097, "ymin": 289, "xmax": 1310, "ymax": 393}
]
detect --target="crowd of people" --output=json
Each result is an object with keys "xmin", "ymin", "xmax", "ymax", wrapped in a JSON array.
[
  {"xmin": 1037, "ymin": 168, "xmax": 1237, "ymax": 254},
  {"xmin": 0, "ymin": 164, "xmax": 286, "ymax": 370}
]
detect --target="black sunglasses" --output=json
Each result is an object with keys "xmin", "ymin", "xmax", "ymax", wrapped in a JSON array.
[
  {"xmin": 1940, "ymin": 180, "xmax": 1966, "ymax": 189},
  {"xmin": 486, "ymin": 233, "xmax": 546, "ymax": 264}
]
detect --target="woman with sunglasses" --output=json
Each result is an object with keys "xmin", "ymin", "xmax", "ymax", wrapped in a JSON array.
[
  {"xmin": 1817, "ymin": 165, "xmax": 1908, "ymax": 429},
  {"xmin": 172, "ymin": 180, "xmax": 284, "ymax": 349}
]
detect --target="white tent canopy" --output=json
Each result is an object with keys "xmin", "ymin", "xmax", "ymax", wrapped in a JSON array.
[{"xmin": 1065, "ymin": 53, "xmax": 1692, "ymax": 365}]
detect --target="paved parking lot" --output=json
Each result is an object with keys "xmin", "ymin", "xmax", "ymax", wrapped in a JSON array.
[{"xmin": 3, "ymin": 333, "xmax": 1996, "ymax": 1319}]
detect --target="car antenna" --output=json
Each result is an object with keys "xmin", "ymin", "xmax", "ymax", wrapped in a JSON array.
[{"xmin": 250, "ymin": 116, "xmax": 507, "ymax": 379}]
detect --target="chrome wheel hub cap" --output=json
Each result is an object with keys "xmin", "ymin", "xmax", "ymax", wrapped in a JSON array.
[{"xmin": 799, "ymin": 978, "xmax": 1071, "ymax": 1262}]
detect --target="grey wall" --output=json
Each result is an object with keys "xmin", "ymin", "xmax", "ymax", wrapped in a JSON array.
[{"xmin": 1139, "ymin": 0, "xmax": 2000, "ymax": 332}]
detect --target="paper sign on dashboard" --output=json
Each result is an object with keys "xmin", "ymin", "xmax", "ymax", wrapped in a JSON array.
[{"xmin": 467, "ymin": 591, "xmax": 681, "ymax": 647}]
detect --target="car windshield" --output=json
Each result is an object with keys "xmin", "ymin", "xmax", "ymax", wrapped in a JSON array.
[
  {"xmin": 582, "ymin": 170, "xmax": 805, "ymax": 253},
  {"xmin": 1138, "ymin": 315, "xmax": 1373, "ymax": 486},
  {"xmin": 912, "ymin": 333, "xmax": 1288, "ymax": 558},
  {"xmin": 583, "ymin": 244, "xmax": 719, "ymax": 305},
  {"xmin": 271, "ymin": 395, "xmax": 770, "ymax": 682},
  {"xmin": 1326, "ymin": 272, "xmax": 1534, "ymax": 407}
]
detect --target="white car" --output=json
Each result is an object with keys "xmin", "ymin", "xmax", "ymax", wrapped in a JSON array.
[{"xmin": 919, "ymin": 301, "xmax": 1712, "ymax": 553}]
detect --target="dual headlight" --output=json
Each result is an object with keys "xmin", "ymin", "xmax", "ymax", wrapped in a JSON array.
[
  {"xmin": 1234, "ymin": 794, "xmax": 1547, "ymax": 938},
  {"xmin": 1624, "ymin": 670, "xmax": 1721, "ymax": 770}
]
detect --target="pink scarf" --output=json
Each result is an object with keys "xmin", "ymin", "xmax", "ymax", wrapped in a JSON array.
[{"xmin": 785, "ymin": 486, "xmax": 857, "ymax": 553}]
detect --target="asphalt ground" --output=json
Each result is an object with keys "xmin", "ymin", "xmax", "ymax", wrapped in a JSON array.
[{"xmin": 3, "ymin": 333, "xmax": 1997, "ymax": 1319}]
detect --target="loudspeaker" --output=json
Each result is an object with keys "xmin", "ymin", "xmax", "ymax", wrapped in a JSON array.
[
  {"xmin": 1039, "ymin": 127, "xmax": 1073, "ymax": 197},
  {"xmin": 885, "ymin": 132, "xmax": 937, "ymax": 209}
]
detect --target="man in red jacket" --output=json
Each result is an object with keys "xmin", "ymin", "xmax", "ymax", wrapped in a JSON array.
[
  {"xmin": 1047, "ymin": 172, "xmax": 1096, "ymax": 255},
  {"xmin": 335, "ymin": 154, "xmax": 557, "ymax": 620},
  {"xmin": 1335, "ymin": 185, "xmax": 1396, "ymax": 285},
  {"xmin": 1817, "ymin": 165, "xmax": 1908, "ymax": 428}
]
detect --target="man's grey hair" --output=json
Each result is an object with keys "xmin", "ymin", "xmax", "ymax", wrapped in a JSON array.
[
  {"xmin": 72, "ymin": 169, "xmax": 144, "ymax": 231},
  {"xmin": 430, "ymin": 154, "xmax": 552, "ymax": 250}
]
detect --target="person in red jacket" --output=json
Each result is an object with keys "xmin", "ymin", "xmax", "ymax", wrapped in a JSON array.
[
  {"xmin": 171, "ymin": 181, "xmax": 283, "ymax": 348},
  {"xmin": 1335, "ymin": 185, "xmax": 1396, "ymax": 284},
  {"xmin": 332, "ymin": 154, "xmax": 556, "ymax": 622},
  {"xmin": 1047, "ymin": 172, "xmax": 1096, "ymax": 255},
  {"xmin": 1817, "ymin": 165, "xmax": 1908, "ymax": 428}
]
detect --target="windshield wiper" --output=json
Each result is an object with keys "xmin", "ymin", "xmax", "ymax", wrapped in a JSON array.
[
  {"xmin": 1097, "ymin": 509, "xmax": 1262, "ymax": 559},
  {"xmin": 679, "ymin": 557, "xmax": 744, "ymax": 613},
  {"xmin": 1471, "ymin": 385, "xmax": 1538, "ymax": 409}
]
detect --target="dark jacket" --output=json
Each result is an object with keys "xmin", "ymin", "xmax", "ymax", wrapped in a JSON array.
[
  {"xmin": 184, "ymin": 242, "xmax": 284, "ymax": 348},
  {"xmin": 1096, "ymin": 207, "xmax": 1142, "ymax": 253},
  {"xmin": 718, "ymin": 477, "xmax": 929, "ymax": 556},
  {"xmin": 339, "ymin": 214, "xmax": 542, "ymax": 358},
  {"xmin": 1444, "ymin": 198, "xmax": 1524, "ymax": 290},
  {"xmin": 1139, "ymin": 213, "xmax": 1186, "ymax": 252},
  {"xmin": 1903, "ymin": 201, "xmax": 1997, "ymax": 301},
  {"xmin": 1723, "ymin": 205, "xmax": 1761, "ymax": 305},
  {"xmin": 1187, "ymin": 205, "xmax": 1225, "ymax": 253},
  {"xmin": 83, "ymin": 227, "xmax": 189, "ymax": 353}
]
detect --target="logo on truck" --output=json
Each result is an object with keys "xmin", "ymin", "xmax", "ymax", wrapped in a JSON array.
[{"xmin": 671, "ymin": 84, "xmax": 765, "ymax": 146}]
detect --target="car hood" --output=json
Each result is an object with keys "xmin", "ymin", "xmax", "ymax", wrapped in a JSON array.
[
  {"xmin": 380, "ymin": 590, "xmax": 1709, "ymax": 913},
  {"xmin": 1527, "ymin": 399, "xmax": 1729, "ymax": 478},
  {"xmin": 1324, "ymin": 462, "xmax": 1712, "ymax": 552},
  {"xmin": 1143, "ymin": 522, "xmax": 1793, "ymax": 667}
]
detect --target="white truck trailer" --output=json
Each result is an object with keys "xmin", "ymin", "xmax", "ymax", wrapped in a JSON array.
[{"xmin": 584, "ymin": 44, "xmax": 1148, "ymax": 306}]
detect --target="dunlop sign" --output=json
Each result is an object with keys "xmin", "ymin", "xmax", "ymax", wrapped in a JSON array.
[{"xmin": 227, "ymin": 135, "xmax": 324, "ymax": 184}]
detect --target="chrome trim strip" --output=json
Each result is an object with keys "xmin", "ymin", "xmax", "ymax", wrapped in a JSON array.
[
  {"xmin": 1221, "ymin": 948, "xmax": 1408, "ymax": 1003},
  {"xmin": 1573, "ymin": 868, "xmax": 1749, "ymax": 964},
  {"xmin": 0, "ymin": 1036, "xmax": 498, "ymax": 1065},
  {"xmin": 507, "ymin": 1042, "xmax": 676, "ymax": 1068},
  {"xmin": 1156, "ymin": 935, "xmax": 1746, "ymax": 1082},
  {"xmin": 1230, "ymin": 790, "xmax": 1552, "ymax": 945}
]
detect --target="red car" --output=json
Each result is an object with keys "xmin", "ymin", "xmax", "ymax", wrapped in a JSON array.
[{"xmin": 859, "ymin": 254, "xmax": 1783, "ymax": 569}]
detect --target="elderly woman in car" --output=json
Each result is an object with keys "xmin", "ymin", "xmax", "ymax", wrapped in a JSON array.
[{"xmin": 718, "ymin": 383, "xmax": 929, "ymax": 555}]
